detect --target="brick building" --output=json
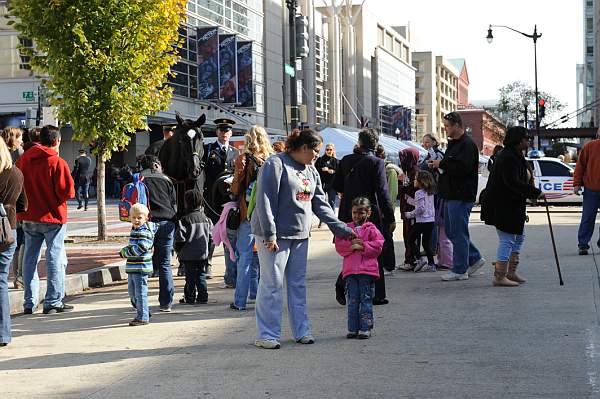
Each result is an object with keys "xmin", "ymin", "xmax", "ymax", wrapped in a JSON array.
[{"xmin": 456, "ymin": 109, "xmax": 505, "ymax": 155}]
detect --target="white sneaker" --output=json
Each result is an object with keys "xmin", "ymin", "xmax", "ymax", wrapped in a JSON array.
[
  {"xmin": 218, "ymin": 283, "xmax": 234, "ymax": 289},
  {"xmin": 413, "ymin": 259, "xmax": 426, "ymax": 273},
  {"xmin": 383, "ymin": 269, "xmax": 394, "ymax": 276},
  {"xmin": 467, "ymin": 258, "xmax": 486, "ymax": 276},
  {"xmin": 296, "ymin": 335, "xmax": 315, "ymax": 344},
  {"xmin": 419, "ymin": 263, "xmax": 437, "ymax": 273},
  {"xmin": 441, "ymin": 272, "xmax": 469, "ymax": 281},
  {"xmin": 255, "ymin": 339, "xmax": 281, "ymax": 349}
]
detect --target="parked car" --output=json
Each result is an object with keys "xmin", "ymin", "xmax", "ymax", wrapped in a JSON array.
[{"xmin": 477, "ymin": 157, "xmax": 580, "ymax": 204}]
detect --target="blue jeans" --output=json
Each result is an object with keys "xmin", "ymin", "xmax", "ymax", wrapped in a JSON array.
[
  {"xmin": 128, "ymin": 273, "xmax": 150, "ymax": 322},
  {"xmin": 0, "ymin": 230, "xmax": 17, "ymax": 343},
  {"xmin": 346, "ymin": 274, "xmax": 375, "ymax": 333},
  {"xmin": 326, "ymin": 187, "xmax": 338, "ymax": 210},
  {"xmin": 255, "ymin": 238, "xmax": 311, "ymax": 341},
  {"xmin": 152, "ymin": 220, "xmax": 175, "ymax": 308},
  {"xmin": 249, "ymin": 251, "xmax": 260, "ymax": 300},
  {"xmin": 444, "ymin": 200, "xmax": 482, "ymax": 274},
  {"xmin": 22, "ymin": 222, "xmax": 67, "ymax": 310},
  {"xmin": 496, "ymin": 229, "xmax": 525, "ymax": 262},
  {"xmin": 234, "ymin": 220, "xmax": 255, "ymax": 308},
  {"xmin": 224, "ymin": 228, "xmax": 238, "ymax": 286},
  {"xmin": 76, "ymin": 181, "xmax": 90, "ymax": 205},
  {"xmin": 578, "ymin": 189, "xmax": 600, "ymax": 249}
]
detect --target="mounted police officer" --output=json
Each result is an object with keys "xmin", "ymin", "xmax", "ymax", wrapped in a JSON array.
[{"xmin": 203, "ymin": 118, "xmax": 240, "ymax": 279}]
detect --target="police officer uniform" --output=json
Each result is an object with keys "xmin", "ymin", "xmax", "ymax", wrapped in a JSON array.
[
  {"xmin": 203, "ymin": 118, "xmax": 240, "ymax": 279},
  {"xmin": 203, "ymin": 118, "xmax": 240, "ymax": 222}
]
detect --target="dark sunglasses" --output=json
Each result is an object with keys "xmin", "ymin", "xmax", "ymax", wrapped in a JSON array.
[{"xmin": 443, "ymin": 113, "xmax": 460, "ymax": 124}]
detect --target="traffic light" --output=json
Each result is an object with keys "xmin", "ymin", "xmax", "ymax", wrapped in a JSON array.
[
  {"xmin": 295, "ymin": 15, "xmax": 309, "ymax": 59},
  {"xmin": 538, "ymin": 98, "xmax": 546, "ymax": 120}
]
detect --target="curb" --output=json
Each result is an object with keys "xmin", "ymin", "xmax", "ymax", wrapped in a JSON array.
[{"xmin": 9, "ymin": 261, "xmax": 127, "ymax": 316}]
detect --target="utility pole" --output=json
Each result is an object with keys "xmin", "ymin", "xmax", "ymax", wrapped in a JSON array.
[{"xmin": 286, "ymin": 0, "xmax": 299, "ymax": 130}]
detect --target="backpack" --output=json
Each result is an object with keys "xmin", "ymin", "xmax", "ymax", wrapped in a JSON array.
[
  {"xmin": 0, "ymin": 203, "xmax": 14, "ymax": 252},
  {"xmin": 119, "ymin": 173, "xmax": 150, "ymax": 222}
]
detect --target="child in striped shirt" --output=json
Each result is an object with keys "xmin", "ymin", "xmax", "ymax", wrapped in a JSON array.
[{"xmin": 120, "ymin": 203, "xmax": 157, "ymax": 326}]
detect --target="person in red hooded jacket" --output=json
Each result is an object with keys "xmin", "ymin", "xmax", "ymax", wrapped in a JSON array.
[{"xmin": 16, "ymin": 125, "xmax": 75, "ymax": 315}]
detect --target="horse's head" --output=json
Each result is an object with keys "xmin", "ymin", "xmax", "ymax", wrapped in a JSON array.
[{"xmin": 175, "ymin": 112, "xmax": 206, "ymax": 141}]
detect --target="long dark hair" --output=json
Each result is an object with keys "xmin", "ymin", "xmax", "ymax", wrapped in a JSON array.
[
  {"xmin": 285, "ymin": 128, "xmax": 322, "ymax": 152},
  {"xmin": 416, "ymin": 170, "xmax": 436, "ymax": 195}
]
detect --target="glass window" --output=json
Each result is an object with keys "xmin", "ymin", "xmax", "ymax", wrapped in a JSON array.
[{"xmin": 538, "ymin": 161, "xmax": 572, "ymax": 177}]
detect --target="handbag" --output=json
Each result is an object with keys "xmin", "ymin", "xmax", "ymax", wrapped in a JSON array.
[
  {"xmin": 226, "ymin": 206, "xmax": 241, "ymax": 230},
  {"xmin": 0, "ymin": 203, "xmax": 15, "ymax": 251}
]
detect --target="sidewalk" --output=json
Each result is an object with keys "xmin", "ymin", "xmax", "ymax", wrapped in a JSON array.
[{"xmin": 0, "ymin": 211, "xmax": 597, "ymax": 398}]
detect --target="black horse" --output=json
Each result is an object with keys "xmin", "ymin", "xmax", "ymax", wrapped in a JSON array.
[{"xmin": 159, "ymin": 112, "xmax": 206, "ymax": 214}]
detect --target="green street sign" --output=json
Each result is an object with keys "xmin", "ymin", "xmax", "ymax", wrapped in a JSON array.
[
  {"xmin": 284, "ymin": 63, "xmax": 295, "ymax": 77},
  {"xmin": 22, "ymin": 91, "xmax": 34, "ymax": 102}
]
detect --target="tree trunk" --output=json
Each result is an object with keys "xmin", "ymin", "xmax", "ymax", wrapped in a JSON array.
[{"xmin": 97, "ymin": 154, "xmax": 107, "ymax": 241}]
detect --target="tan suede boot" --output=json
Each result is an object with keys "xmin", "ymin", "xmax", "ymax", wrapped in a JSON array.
[
  {"xmin": 493, "ymin": 261, "xmax": 519, "ymax": 287},
  {"xmin": 507, "ymin": 252, "xmax": 526, "ymax": 283}
]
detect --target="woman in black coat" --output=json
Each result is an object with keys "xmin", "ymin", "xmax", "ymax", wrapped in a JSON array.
[
  {"xmin": 481, "ymin": 126, "xmax": 543, "ymax": 287},
  {"xmin": 332, "ymin": 129, "xmax": 395, "ymax": 305}
]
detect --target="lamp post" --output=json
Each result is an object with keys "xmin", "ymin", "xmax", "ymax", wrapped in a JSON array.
[
  {"xmin": 522, "ymin": 97, "xmax": 529, "ymax": 128},
  {"xmin": 286, "ymin": 0, "xmax": 299, "ymax": 130},
  {"xmin": 487, "ymin": 24, "xmax": 542, "ymax": 149}
]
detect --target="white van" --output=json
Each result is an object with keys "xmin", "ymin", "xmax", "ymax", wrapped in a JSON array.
[{"xmin": 477, "ymin": 157, "xmax": 580, "ymax": 204}]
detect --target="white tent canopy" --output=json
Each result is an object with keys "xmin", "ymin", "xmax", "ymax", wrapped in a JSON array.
[{"xmin": 318, "ymin": 127, "xmax": 427, "ymax": 164}]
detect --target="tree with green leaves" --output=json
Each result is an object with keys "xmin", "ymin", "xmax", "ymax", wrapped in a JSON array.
[
  {"xmin": 496, "ymin": 81, "xmax": 566, "ymax": 127},
  {"xmin": 7, "ymin": 0, "xmax": 186, "ymax": 239}
]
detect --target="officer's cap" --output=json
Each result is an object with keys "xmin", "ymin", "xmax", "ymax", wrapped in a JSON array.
[{"xmin": 214, "ymin": 118, "xmax": 235, "ymax": 131}]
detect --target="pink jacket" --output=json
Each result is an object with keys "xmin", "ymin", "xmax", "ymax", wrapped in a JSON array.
[
  {"xmin": 212, "ymin": 201, "xmax": 237, "ymax": 262},
  {"xmin": 335, "ymin": 221, "xmax": 384, "ymax": 279}
]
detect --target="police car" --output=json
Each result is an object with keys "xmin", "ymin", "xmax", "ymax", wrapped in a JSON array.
[{"xmin": 477, "ymin": 156, "xmax": 581, "ymax": 204}]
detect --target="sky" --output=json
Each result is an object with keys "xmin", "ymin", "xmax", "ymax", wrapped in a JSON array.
[
  {"xmin": 318, "ymin": 0, "xmax": 584, "ymax": 122},
  {"xmin": 371, "ymin": 0, "xmax": 583, "ymax": 111}
]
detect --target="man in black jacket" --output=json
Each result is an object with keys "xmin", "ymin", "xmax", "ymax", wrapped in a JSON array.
[
  {"xmin": 139, "ymin": 155, "xmax": 177, "ymax": 311},
  {"xmin": 429, "ymin": 112, "xmax": 485, "ymax": 281},
  {"xmin": 72, "ymin": 149, "xmax": 92, "ymax": 210}
]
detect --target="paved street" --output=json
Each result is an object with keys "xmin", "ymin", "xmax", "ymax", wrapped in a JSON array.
[{"xmin": 1, "ymin": 210, "xmax": 599, "ymax": 398}]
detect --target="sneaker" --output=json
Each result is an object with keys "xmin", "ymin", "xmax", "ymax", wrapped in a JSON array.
[
  {"xmin": 296, "ymin": 335, "xmax": 315, "ymax": 344},
  {"xmin": 218, "ymin": 283, "xmax": 235, "ymax": 289},
  {"xmin": 23, "ymin": 308, "xmax": 33, "ymax": 315},
  {"xmin": 179, "ymin": 298, "xmax": 194, "ymax": 305},
  {"xmin": 398, "ymin": 263, "xmax": 415, "ymax": 272},
  {"xmin": 43, "ymin": 304, "xmax": 74, "ymax": 314},
  {"xmin": 77, "ymin": 204, "xmax": 83, "ymax": 210},
  {"xmin": 346, "ymin": 331, "xmax": 358, "ymax": 339},
  {"xmin": 419, "ymin": 263, "xmax": 437, "ymax": 272},
  {"xmin": 229, "ymin": 303, "xmax": 246, "ymax": 311},
  {"xmin": 255, "ymin": 339, "xmax": 281, "ymax": 349},
  {"xmin": 159, "ymin": 306, "xmax": 172, "ymax": 312},
  {"xmin": 579, "ymin": 247, "xmax": 589, "ymax": 255},
  {"xmin": 358, "ymin": 330, "xmax": 371, "ymax": 339},
  {"xmin": 437, "ymin": 264, "xmax": 451, "ymax": 271},
  {"xmin": 441, "ymin": 272, "xmax": 469, "ymax": 281},
  {"xmin": 195, "ymin": 299, "xmax": 208, "ymax": 305},
  {"xmin": 383, "ymin": 269, "xmax": 394, "ymax": 276},
  {"xmin": 467, "ymin": 258, "xmax": 486, "ymax": 276},
  {"xmin": 128, "ymin": 319, "xmax": 149, "ymax": 326},
  {"xmin": 413, "ymin": 260, "xmax": 426, "ymax": 273}
]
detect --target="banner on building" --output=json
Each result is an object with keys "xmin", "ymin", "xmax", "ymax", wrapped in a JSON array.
[
  {"xmin": 237, "ymin": 41, "xmax": 253, "ymax": 107},
  {"xmin": 197, "ymin": 26, "xmax": 220, "ymax": 101},
  {"xmin": 391, "ymin": 106, "xmax": 412, "ymax": 140},
  {"xmin": 219, "ymin": 34, "xmax": 238, "ymax": 103}
]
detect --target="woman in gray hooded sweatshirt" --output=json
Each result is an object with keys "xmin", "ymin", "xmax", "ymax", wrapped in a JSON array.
[{"xmin": 251, "ymin": 129, "xmax": 354, "ymax": 349}]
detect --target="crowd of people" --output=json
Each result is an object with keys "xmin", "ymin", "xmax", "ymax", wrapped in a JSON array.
[{"xmin": 0, "ymin": 111, "xmax": 599, "ymax": 349}]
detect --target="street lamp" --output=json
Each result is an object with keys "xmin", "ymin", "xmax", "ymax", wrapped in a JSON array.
[
  {"xmin": 522, "ymin": 97, "xmax": 529, "ymax": 128},
  {"xmin": 487, "ymin": 24, "xmax": 542, "ymax": 148}
]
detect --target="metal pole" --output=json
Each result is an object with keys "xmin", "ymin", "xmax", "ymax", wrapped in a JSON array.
[
  {"xmin": 524, "ymin": 104, "xmax": 528, "ymax": 128},
  {"xmin": 35, "ymin": 85, "xmax": 42, "ymax": 126},
  {"xmin": 533, "ymin": 25, "xmax": 540, "ymax": 149},
  {"xmin": 286, "ymin": 0, "xmax": 298, "ymax": 130},
  {"xmin": 544, "ymin": 197, "xmax": 564, "ymax": 286}
]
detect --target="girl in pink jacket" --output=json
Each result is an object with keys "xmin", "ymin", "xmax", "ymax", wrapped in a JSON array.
[{"xmin": 335, "ymin": 197, "xmax": 385, "ymax": 339}]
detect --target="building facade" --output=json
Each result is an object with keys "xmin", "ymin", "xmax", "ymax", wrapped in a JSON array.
[
  {"xmin": 449, "ymin": 58, "xmax": 469, "ymax": 108},
  {"xmin": 456, "ymin": 109, "xmax": 505, "ymax": 156},
  {"xmin": 576, "ymin": 0, "xmax": 598, "ymax": 127},
  {"xmin": 413, "ymin": 51, "xmax": 460, "ymax": 143}
]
